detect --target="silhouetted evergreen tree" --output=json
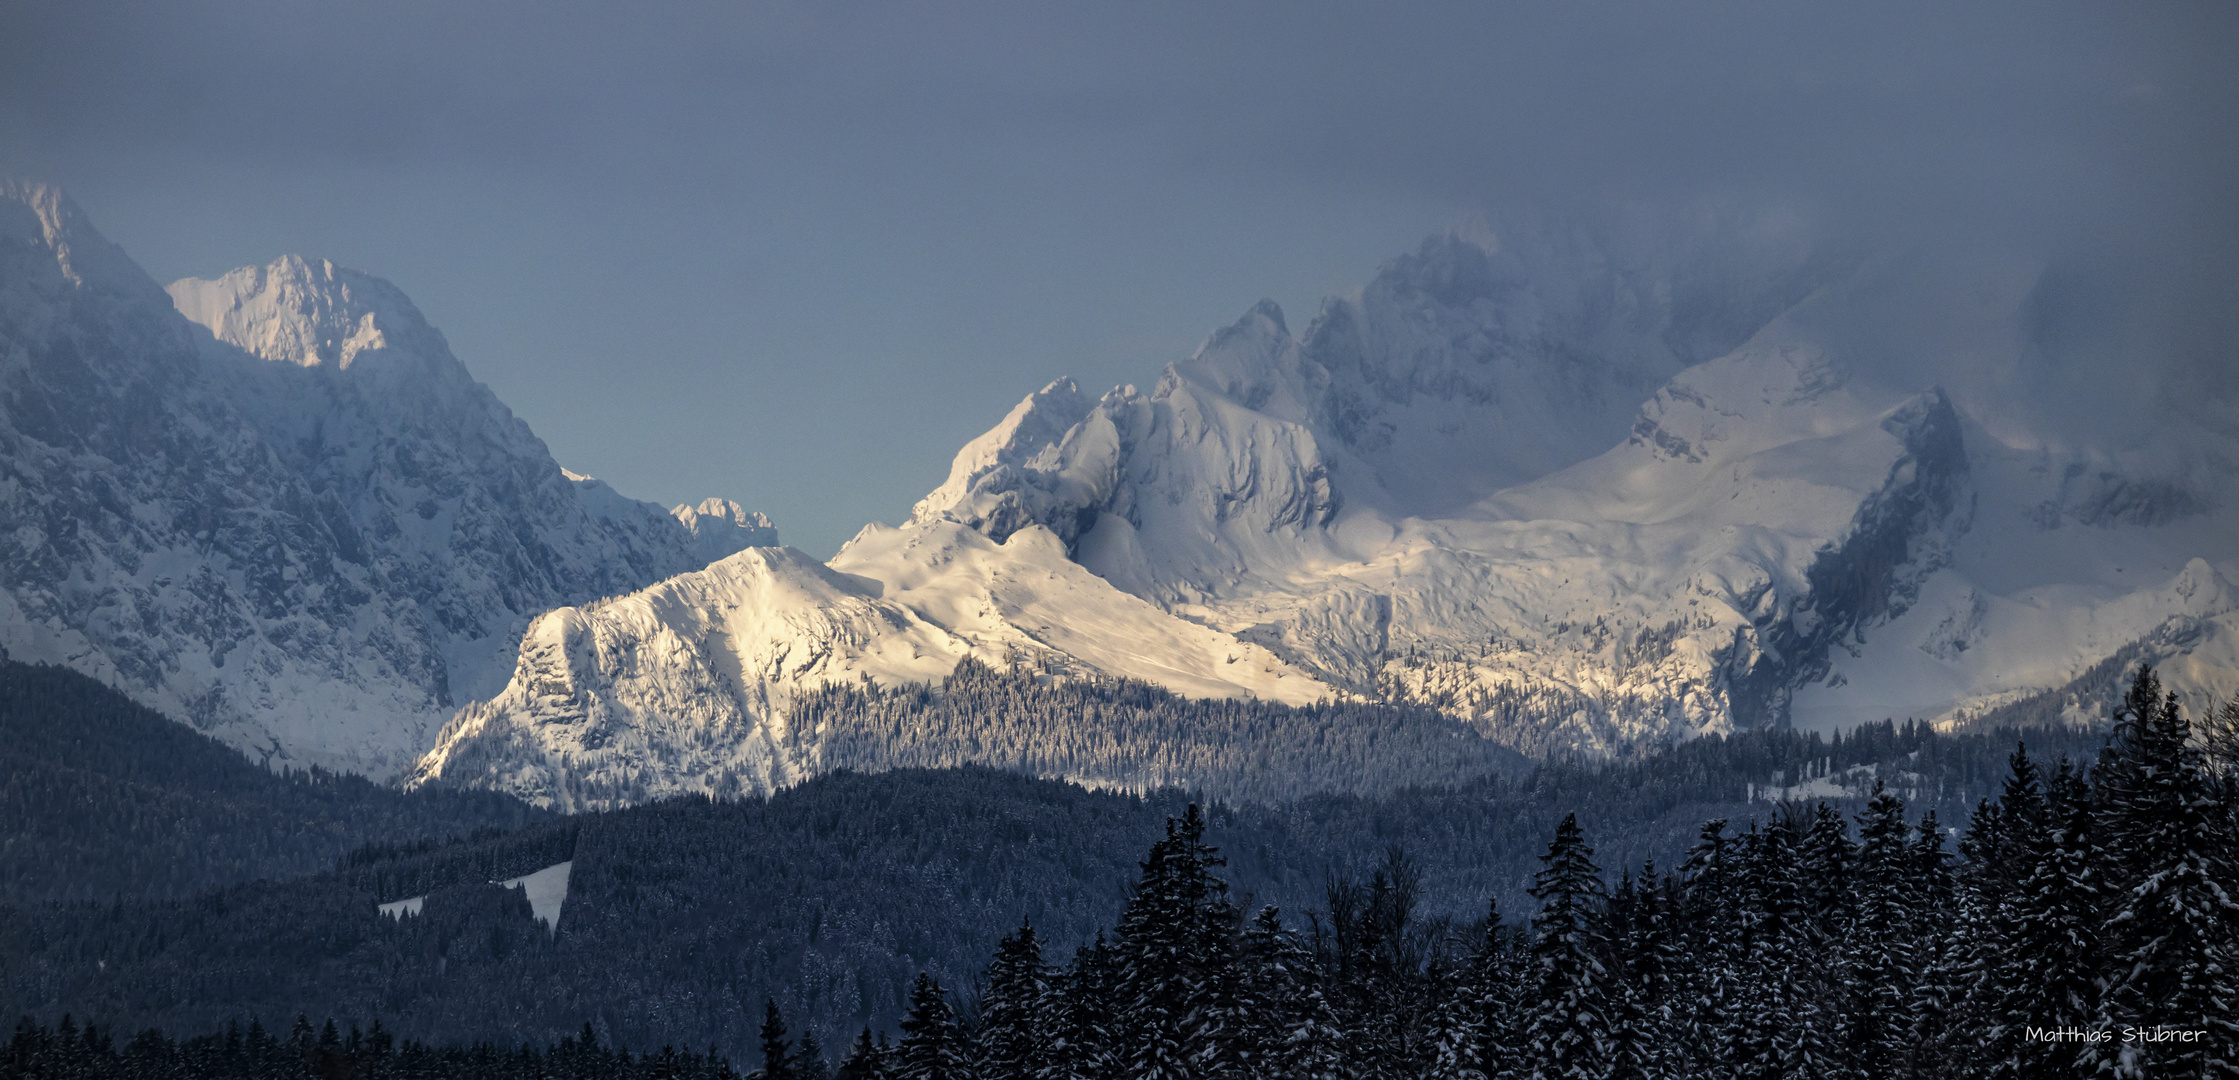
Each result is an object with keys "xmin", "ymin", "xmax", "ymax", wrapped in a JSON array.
[
  {"xmin": 1046, "ymin": 934, "xmax": 1121, "ymax": 1080},
  {"xmin": 978, "ymin": 922, "xmax": 1051, "ymax": 1080},
  {"xmin": 2089, "ymin": 666, "xmax": 2239, "ymax": 1078},
  {"xmin": 760, "ymin": 999, "xmax": 796, "ymax": 1080},
  {"xmin": 1845, "ymin": 783, "xmax": 1918, "ymax": 1078},
  {"xmin": 1112, "ymin": 805, "xmax": 1236, "ymax": 1080},
  {"xmin": 835, "ymin": 1028, "xmax": 890, "ymax": 1080},
  {"xmin": 895, "ymin": 975, "xmax": 971, "ymax": 1080},
  {"xmin": 1520, "ymin": 813, "xmax": 1610, "ymax": 1080}
]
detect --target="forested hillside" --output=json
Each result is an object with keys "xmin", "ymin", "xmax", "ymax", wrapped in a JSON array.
[
  {"xmin": 812, "ymin": 665, "xmax": 2239, "ymax": 1080},
  {"xmin": 6, "ymin": 667, "xmax": 2225, "ymax": 1078},
  {"xmin": 3, "ymin": 702, "xmax": 2102, "ymax": 1065},
  {"xmin": 0, "ymin": 659, "xmax": 545, "ymax": 904},
  {"xmin": 789, "ymin": 656, "xmax": 1533, "ymax": 804}
]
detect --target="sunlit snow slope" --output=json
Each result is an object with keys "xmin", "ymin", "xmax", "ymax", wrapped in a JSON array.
[
  {"xmin": 421, "ymin": 217, "xmax": 2234, "ymax": 805},
  {"xmin": 407, "ymin": 524, "xmax": 1329, "ymax": 809}
]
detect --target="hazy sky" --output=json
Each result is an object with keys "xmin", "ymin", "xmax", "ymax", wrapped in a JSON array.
[{"xmin": 3, "ymin": 1, "xmax": 2233, "ymax": 555}]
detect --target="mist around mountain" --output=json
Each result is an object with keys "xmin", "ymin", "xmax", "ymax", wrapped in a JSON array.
[
  {"xmin": 2, "ymin": 177, "xmax": 2233, "ymax": 811},
  {"xmin": 421, "ymin": 214, "xmax": 2237, "ymax": 808}
]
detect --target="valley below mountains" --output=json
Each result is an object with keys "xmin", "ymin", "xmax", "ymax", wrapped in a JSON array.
[{"xmin": 3, "ymin": 180, "xmax": 2233, "ymax": 806}]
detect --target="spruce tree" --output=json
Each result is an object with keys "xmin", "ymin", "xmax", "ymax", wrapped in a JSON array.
[
  {"xmin": 1520, "ymin": 813, "xmax": 1611, "ymax": 1080},
  {"xmin": 1243, "ymin": 906, "xmax": 1345, "ymax": 1080},
  {"xmin": 1047, "ymin": 936, "xmax": 1121, "ymax": 1080},
  {"xmin": 1604, "ymin": 863, "xmax": 1682, "ymax": 1080},
  {"xmin": 979, "ymin": 922, "xmax": 1053, "ymax": 1080},
  {"xmin": 1844, "ymin": 782, "xmax": 1918, "ymax": 1079},
  {"xmin": 1967, "ymin": 744, "xmax": 2046, "ymax": 906},
  {"xmin": 1906, "ymin": 812, "xmax": 1962, "ymax": 1079},
  {"xmin": 1462, "ymin": 897, "xmax": 1525, "ymax": 1080},
  {"xmin": 1980, "ymin": 761, "xmax": 2104, "ymax": 1079},
  {"xmin": 798, "ymin": 1030, "xmax": 833, "ymax": 1080},
  {"xmin": 761, "ymin": 998, "xmax": 796, "ymax": 1080},
  {"xmin": 1732, "ymin": 820, "xmax": 1841, "ymax": 1080},
  {"xmin": 1957, "ymin": 745, "xmax": 2046, "ymax": 1076},
  {"xmin": 1425, "ymin": 970, "xmax": 1490, "ymax": 1080},
  {"xmin": 1599, "ymin": 871, "xmax": 1655, "ymax": 1080},
  {"xmin": 836, "ymin": 1028, "xmax": 890, "ymax": 1080},
  {"xmin": 1677, "ymin": 819, "xmax": 1743, "ymax": 1080},
  {"xmin": 897, "ymin": 973, "xmax": 974, "ymax": 1080},
  {"xmin": 2090, "ymin": 666, "xmax": 2239, "ymax": 1079},
  {"xmin": 1799, "ymin": 801, "xmax": 1859, "ymax": 947},
  {"xmin": 1112, "ymin": 804, "xmax": 1238, "ymax": 1080}
]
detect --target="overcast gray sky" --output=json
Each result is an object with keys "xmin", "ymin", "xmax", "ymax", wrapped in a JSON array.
[{"xmin": 3, "ymin": 1, "xmax": 2233, "ymax": 555}]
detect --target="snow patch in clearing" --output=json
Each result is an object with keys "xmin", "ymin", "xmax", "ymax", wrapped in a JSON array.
[{"xmin": 496, "ymin": 861, "xmax": 571, "ymax": 934}]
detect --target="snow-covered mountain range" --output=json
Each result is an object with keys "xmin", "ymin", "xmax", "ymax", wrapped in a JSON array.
[
  {"xmin": 5, "ymin": 180, "xmax": 2232, "ymax": 806},
  {"xmin": 412, "ymin": 219, "xmax": 2237, "ymax": 806},
  {"xmin": 0, "ymin": 182, "xmax": 775, "ymax": 777}
]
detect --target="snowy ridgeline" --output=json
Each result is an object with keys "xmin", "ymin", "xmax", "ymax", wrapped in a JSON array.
[
  {"xmin": 413, "ymin": 226, "xmax": 2235, "ymax": 809},
  {"xmin": 0, "ymin": 182, "xmax": 778, "ymax": 781},
  {"xmin": 413, "ymin": 651, "xmax": 1531, "ymax": 811},
  {"xmin": 380, "ymin": 860, "xmax": 571, "ymax": 936},
  {"xmin": 5, "ymin": 179, "xmax": 2233, "ymax": 799}
]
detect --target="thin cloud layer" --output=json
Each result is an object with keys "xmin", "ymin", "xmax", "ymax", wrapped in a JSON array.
[{"xmin": 2, "ymin": 1, "xmax": 2232, "ymax": 548}]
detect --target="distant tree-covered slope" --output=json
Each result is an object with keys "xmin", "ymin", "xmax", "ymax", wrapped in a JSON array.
[
  {"xmin": 2, "ymin": 714, "xmax": 2104, "ymax": 1063},
  {"xmin": 0, "ymin": 659, "xmax": 545, "ymax": 904},
  {"xmin": 789, "ymin": 656, "xmax": 1535, "ymax": 805}
]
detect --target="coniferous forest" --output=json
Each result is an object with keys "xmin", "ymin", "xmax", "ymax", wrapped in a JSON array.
[
  {"xmin": 0, "ymin": 660, "xmax": 546, "ymax": 905},
  {"xmin": 724, "ymin": 665, "xmax": 2239, "ymax": 1080},
  {"xmin": 7, "ymin": 664, "xmax": 2237, "ymax": 1077}
]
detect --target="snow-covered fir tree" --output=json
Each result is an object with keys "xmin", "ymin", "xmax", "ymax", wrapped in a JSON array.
[
  {"xmin": 2089, "ymin": 667, "xmax": 2239, "ymax": 1079},
  {"xmin": 1521, "ymin": 813, "xmax": 1612, "ymax": 1080}
]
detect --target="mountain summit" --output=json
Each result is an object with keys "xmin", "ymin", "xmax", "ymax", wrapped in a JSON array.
[
  {"xmin": 415, "ymin": 218, "xmax": 2234, "ymax": 807},
  {"xmin": 0, "ymin": 183, "xmax": 777, "ymax": 777},
  {"xmin": 6, "ymin": 184, "xmax": 2229, "ymax": 798}
]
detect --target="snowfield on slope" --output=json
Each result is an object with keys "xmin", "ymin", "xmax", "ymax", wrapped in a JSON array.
[
  {"xmin": 416, "ymin": 224, "xmax": 2234, "ymax": 805},
  {"xmin": 408, "ymin": 527, "xmax": 1330, "ymax": 809},
  {"xmin": 0, "ymin": 182, "xmax": 775, "ymax": 777}
]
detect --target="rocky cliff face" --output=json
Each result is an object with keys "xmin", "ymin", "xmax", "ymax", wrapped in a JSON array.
[{"xmin": 0, "ymin": 183, "xmax": 774, "ymax": 776}]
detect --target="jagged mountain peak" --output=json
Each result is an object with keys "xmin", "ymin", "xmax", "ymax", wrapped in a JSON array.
[
  {"xmin": 674, "ymin": 497, "xmax": 774, "ymax": 532},
  {"xmin": 0, "ymin": 179, "xmax": 162, "ymax": 301},
  {"xmin": 1163, "ymin": 297, "xmax": 1316, "ymax": 419},
  {"xmin": 167, "ymin": 255, "xmax": 455, "ymax": 376},
  {"xmin": 907, "ymin": 376, "xmax": 1095, "ymax": 535},
  {"xmin": 0, "ymin": 195, "xmax": 785, "ymax": 777},
  {"xmin": 671, "ymin": 497, "xmax": 781, "ymax": 565}
]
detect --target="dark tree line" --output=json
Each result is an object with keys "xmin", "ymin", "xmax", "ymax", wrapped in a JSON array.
[
  {"xmin": 2, "ymin": 1012, "xmax": 740, "ymax": 1079},
  {"xmin": 5, "ymin": 717, "xmax": 2095, "ymax": 1064},
  {"xmin": 3, "ymin": 647, "xmax": 2147, "ymax": 1071},
  {"xmin": 0, "ymin": 658, "xmax": 544, "ymax": 904},
  {"xmin": 786, "ymin": 666, "xmax": 2239, "ymax": 1079}
]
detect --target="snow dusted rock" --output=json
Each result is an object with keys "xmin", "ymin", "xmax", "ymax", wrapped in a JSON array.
[
  {"xmin": 409, "ymin": 527, "xmax": 1328, "ymax": 809},
  {"xmin": 670, "ymin": 497, "xmax": 779, "ymax": 566},
  {"xmin": 0, "ymin": 183, "xmax": 773, "ymax": 776},
  {"xmin": 420, "ymin": 218, "xmax": 2232, "ymax": 804},
  {"xmin": 892, "ymin": 227, "xmax": 2229, "ymax": 754}
]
